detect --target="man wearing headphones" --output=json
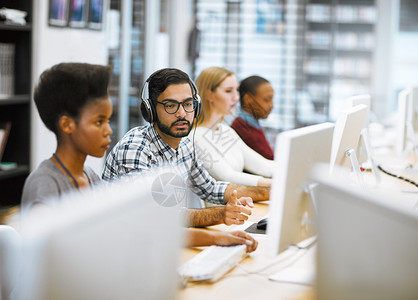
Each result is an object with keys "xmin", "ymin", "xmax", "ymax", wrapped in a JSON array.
[{"xmin": 102, "ymin": 68, "xmax": 269, "ymax": 227}]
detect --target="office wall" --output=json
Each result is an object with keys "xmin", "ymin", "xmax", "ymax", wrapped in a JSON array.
[{"xmin": 31, "ymin": 0, "xmax": 109, "ymax": 173}]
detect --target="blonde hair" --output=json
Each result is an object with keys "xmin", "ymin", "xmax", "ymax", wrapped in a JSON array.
[{"xmin": 195, "ymin": 66, "xmax": 234, "ymax": 126}]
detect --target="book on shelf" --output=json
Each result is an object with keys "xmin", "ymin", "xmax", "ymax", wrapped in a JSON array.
[
  {"xmin": 0, "ymin": 121, "xmax": 11, "ymax": 162},
  {"xmin": 0, "ymin": 43, "xmax": 15, "ymax": 98}
]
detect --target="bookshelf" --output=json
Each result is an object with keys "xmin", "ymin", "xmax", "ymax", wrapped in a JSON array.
[
  {"xmin": 0, "ymin": 0, "xmax": 32, "ymax": 207},
  {"xmin": 300, "ymin": 0, "xmax": 376, "ymax": 123}
]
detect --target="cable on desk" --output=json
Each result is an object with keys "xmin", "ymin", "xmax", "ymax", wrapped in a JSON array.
[
  {"xmin": 377, "ymin": 165, "xmax": 418, "ymax": 189},
  {"xmin": 233, "ymin": 241, "xmax": 315, "ymax": 278}
]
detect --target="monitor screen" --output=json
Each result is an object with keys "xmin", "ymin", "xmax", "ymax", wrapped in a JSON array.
[
  {"xmin": 19, "ymin": 172, "xmax": 184, "ymax": 300},
  {"xmin": 265, "ymin": 122, "xmax": 334, "ymax": 257},
  {"xmin": 329, "ymin": 104, "xmax": 368, "ymax": 174}
]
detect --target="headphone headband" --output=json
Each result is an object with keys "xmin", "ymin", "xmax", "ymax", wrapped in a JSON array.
[{"xmin": 140, "ymin": 70, "xmax": 202, "ymax": 123}]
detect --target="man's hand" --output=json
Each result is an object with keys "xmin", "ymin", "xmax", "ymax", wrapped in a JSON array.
[
  {"xmin": 186, "ymin": 190, "xmax": 256, "ymax": 227},
  {"xmin": 185, "ymin": 228, "xmax": 258, "ymax": 252},
  {"xmin": 212, "ymin": 230, "xmax": 258, "ymax": 253},
  {"xmin": 223, "ymin": 190, "xmax": 253, "ymax": 226}
]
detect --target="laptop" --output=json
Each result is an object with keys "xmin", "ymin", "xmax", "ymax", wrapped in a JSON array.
[{"xmin": 311, "ymin": 164, "xmax": 418, "ymax": 300}]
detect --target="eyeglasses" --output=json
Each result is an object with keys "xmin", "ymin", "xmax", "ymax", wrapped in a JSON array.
[{"xmin": 155, "ymin": 99, "xmax": 197, "ymax": 114}]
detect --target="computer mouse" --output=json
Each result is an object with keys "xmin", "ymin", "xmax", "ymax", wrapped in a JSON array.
[{"xmin": 256, "ymin": 218, "xmax": 268, "ymax": 230}]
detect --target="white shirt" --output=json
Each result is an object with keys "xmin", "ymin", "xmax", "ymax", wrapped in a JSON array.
[{"xmin": 192, "ymin": 123, "xmax": 275, "ymax": 186}]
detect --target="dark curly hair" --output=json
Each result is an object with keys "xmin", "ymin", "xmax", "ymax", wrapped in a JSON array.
[{"xmin": 34, "ymin": 62, "xmax": 111, "ymax": 140}]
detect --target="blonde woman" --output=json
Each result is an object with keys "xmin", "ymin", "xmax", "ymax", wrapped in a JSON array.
[{"xmin": 193, "ymin": 67, "xmax": 274, "ymax": 187}]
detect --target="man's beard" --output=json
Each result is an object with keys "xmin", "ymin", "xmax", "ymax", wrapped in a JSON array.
[{"xmin": 156, "ymin": 118, "xmax": 192, "ymax": 138}]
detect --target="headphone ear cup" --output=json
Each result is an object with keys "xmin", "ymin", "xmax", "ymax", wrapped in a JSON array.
[
  {"xmin": 189, "ymin": 79, "xmax": 202, "ymax": 119},
  {"xmin": 194, "ymin": 94, "xmax": 202, "ymax": 119},
  {"xmin": 140, "ymin": 98, "xmax": 154, "ymax": 123}
]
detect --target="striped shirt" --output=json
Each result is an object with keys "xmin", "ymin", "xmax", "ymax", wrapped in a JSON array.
[{"xmin": 102, "ymin": 124, "xmax": 227, "ymax": 205}]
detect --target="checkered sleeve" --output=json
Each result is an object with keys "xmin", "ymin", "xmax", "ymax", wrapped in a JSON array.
[
  {"xmin": 102, "ymin": 128, "xmax": 154, "ymax": 181},
  {"xmin": 188, "ymin": 157, "xmax": 228, "ymax": 205}
]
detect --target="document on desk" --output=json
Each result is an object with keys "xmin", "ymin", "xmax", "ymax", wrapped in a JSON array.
[{"xmin": 269, "ymin": 267, "xmax": 316, "ymax": 285}]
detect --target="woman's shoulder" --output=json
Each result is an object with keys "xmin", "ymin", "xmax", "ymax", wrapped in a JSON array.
[
  {"xmin": 194, "ymin": 124, "xmax": 212, "ymax": 132},
  {"xmin": 22, "ymin": 160, "xmax": 63, "ymax": 199},
  {"xmin": 219, "ymin": 123, "xmax": 241, "ymax": 138},
  {"xmin": 29, "ymin": 159, "xmax": 60, "ymax": 177},
  {"xmin": 218, "ymin": 122, "xmax": 233, "ymax": 130},
  {"xmin": 192, "ymin": 125, "xmax": 212, "ymax": 138},
  {"xmin": 196, "ymin": 122, "xmax": 234, "ymax": 132},
  {"xmin": 193, "ymin": 123, "xmax": 240, "ymax": 146},
  {"xmin": 83, "ymin": 166, "xmax": 102, "ymax": 185}
]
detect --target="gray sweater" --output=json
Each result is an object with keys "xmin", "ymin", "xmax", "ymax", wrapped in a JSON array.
[{"xmin": 21, "ymin": 159, "xmax": 101, "ymax": 213}]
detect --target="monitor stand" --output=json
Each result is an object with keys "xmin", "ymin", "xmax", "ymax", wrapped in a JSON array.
[
  {"xmin": 268, "ymin": 184, "xmax": 319, "ymax": 285},
  {"xmin": 303, "ymin": 182, "xmax": 319, "ymax": 216},
  {"xmin": 345, "ymin": 148, "xmax": 364, "ymax": 187},
  {"xmin": 359, "ymin": 128, "xmax": 381, "ymax": 186}
]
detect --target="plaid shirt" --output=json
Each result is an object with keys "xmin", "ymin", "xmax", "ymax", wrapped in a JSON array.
[{"xmin": 102, "ymin": 124, "xmax": 227, "ymax": 205}]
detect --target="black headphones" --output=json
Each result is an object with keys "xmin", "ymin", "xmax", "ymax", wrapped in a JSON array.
[{"xmin": 140, "ymin": 70, "xmax": 202, "ymax": 123}]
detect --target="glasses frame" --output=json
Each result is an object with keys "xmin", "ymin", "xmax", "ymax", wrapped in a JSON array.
[{"xmin": 155, "ymin": 99, "xmax": 197, "ymax": 114}]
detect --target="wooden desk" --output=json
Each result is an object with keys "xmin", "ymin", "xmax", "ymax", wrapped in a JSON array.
[
  {"xmin": 178, "ymin": 147, "xmax": 417, "ymax": 300},
  {"xmin": 178, "ymin": 202, "xmax": 316, "ymax": 300}
]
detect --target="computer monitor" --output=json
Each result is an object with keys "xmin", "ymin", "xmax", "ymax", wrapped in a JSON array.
[
  {"xmin": 345, "ymin": 95, "xmax": 380, "ymax": 184},
  {"xmin": 19, "ymin": 172, "xmax": 184, "ymax": 300},
  {"xmin": 345, "ymin": 94, "xmax": 370, "ymax": 127},
  {"xmin": 329, "ymin": 104, "xmax": 368, "ymax": 183},
  {"xmin": 311, "ymin": 164, "xmax": 418, "ymax": 300},
  {"xmin": 265, "ymin": 122, "xmax": 334, "ymax": 257},
  {"xmin": 395, "ymin": 87, "xmax": 418, "ymax": 157},
  {"xmin": 344, "ymin": 95, "xmax": 370, "ymax": 163}
]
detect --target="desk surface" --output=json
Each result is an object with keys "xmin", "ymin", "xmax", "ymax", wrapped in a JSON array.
[
  {"xmin": 363, "ymin": 149, "xmax": 418, "ymax": 209},
  {"xmin": 178, "ymin": 202, "xmax": 316, "ymax": 300},
  {"xmin": 178, "ymin": 149, "xmax": 418, "ymax": 300}
]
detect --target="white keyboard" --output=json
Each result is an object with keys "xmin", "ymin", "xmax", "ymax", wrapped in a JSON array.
[{"xmin": 178, "ymin": 245, "xmax": 247, "ymax": 282}]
